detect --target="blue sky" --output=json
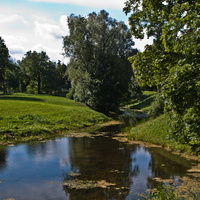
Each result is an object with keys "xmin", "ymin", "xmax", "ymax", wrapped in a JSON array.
[{"xmin": 0, "ymin": 0, "xmax": 153, "ymax": 62}]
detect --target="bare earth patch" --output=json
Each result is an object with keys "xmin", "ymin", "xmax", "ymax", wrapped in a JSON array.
[
  {"xmin": 112, "ymin": 132, "xmax": 162, "ymax": 148},
  {"xmin": 176, "ymin": 176, "xmax": 200, "ymax": 199},
  {"xmin": 63, "ymin": 179, "xmax": 116, "ymax": 189}
]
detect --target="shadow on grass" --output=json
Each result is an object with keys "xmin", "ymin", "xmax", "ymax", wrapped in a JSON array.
[
  {"xmin": 130, "ymin": 95, "xmax": 156, "ymax": 110},
  {"xmin": 0, "ymin": 96, "xmax": 44, "ymax": 102}
]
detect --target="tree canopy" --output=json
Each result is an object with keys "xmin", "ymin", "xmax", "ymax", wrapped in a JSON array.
[
  {"xmin": 0, "ymin": 37, "xmax": 10, "ymax": 93},
  {"xmin": 63, "ymin": 10, "xmax": 138, "ymax": 114},
  {"xmin": 20, "ymin": 51, "xmax": 52, "ymax": 94},
  {"xmin": 124, "ymin": 0, "xmax": 200, "ymax": 152},
  {"xmin": 0, "ymin": 41, "xmax": 70, "ymax": 95}
]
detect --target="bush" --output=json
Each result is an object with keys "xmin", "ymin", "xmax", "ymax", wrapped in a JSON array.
[
  {"xmin": 170, "ymin": 107, "xmax": 200, "ymax": 155},
  {"xmin": 148, "ymin": 94, "xmax": 164, "ymax": 118},
  {"xmin": 26, "ymin": 85, "xmax": 37, "ymax": 94},
  {"xmin": 66, "ymin": 88, "xmax": 75, "ymax": 99}
]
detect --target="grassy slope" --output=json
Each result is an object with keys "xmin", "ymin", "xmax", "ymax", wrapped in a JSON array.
[
  {"xmin": 0, "ymin": 93, "xmax": 110, "ymax": 143},
  {"xmin": 127, "ymin": 91, "xmax": 156, "ymax": 112},
  {"xmin": 128, "ymin": 114, "xmax": 170, "ymax": 146},
  {"xmin": 128, "ymin": 91, "xmax": 193, "ymax": 154}
]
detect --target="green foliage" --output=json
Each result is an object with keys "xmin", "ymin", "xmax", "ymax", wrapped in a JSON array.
[
  {"xmin": 55, "ymin": 60, "xmax": 70, "ymax": 94},
  {"xmin": 0, "ymin": 93, "xmax": 110, "ymax": 143},
  {"xmin": 0, "ymin": 37, "xmax": 10, "ymax": 93},
  {"xmin": 128, "ymin": 42, "xmax": 179, "ymax": 89},
  {"xmin": 26, "ymin": 85, "xmax": 38, "ymax": 94},
  {"xmin": 141, "ymin": 185, "xmax": 178, "ymax": 200},
  {"xmin": 148, "ymin": 94, "xmax": 164, "ymax": 118},
  {"xmin": 128, "ymin": 91, "xmax": 156, "ymax": 112},
  {"xmin": 169, "ymin": 108, "xmax": 200, "ymax": 155},
  {"xmin": 124, "ymin": 0, "xmax": 200, "ymax": 153},
  {"xmin": 127, "ymin": 76, "xmax": 142, "ymax": 100},
  {"xmin": 129, "ymin": 114, "xmax": 171, "ymax": 146},
  {"xmin": 20, "ymin": 51, "xmax": 55, "ymax": 94},
  {"xmin": 129, "ymin": 114, "xmax": 192, "ymax": 153},
  {"xmin": 63, "ymin": 10, "xmax": 138, "ymax": 114}
]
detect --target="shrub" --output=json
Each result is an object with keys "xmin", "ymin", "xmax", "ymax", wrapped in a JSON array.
[
  {"xmin": 26, "ymin": 85, "xmax": 37, "ymax": 94},
  {"xmin": 170, "ymin": 107, "xmax": 200, "ymax": 155},
  {"xmin": 148, "ymin": 94, "xmax": 164, "ymax": 118}
]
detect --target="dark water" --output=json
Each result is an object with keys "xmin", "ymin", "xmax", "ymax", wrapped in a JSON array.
[{"xmin": 0, "ymin": 136, "xmax": 196, "ymax": 200}]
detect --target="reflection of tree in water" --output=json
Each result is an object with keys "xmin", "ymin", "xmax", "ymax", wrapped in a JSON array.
[
  {"xmin": 0, "ymin": 147, "xmax": 8, "ymax": 171},
  {"xmin": 63, "ymin": 137, "xmax": 134, "ymax": 200},
  {"xmin": 147, "ymin": 147, "xmax": 195, "ymax": 189}
]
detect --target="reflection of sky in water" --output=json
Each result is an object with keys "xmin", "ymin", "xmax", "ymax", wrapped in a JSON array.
[
  {"xmin": 0, "ymin": 138, "xmax": 71, "ymax": 200},
  {"xmin": 0, "ymin": 136, "xmax": 195, "ymax": 200},
  {"xmin": 126, "ymin": 146, "xmax": 152, "ymax": 199}
]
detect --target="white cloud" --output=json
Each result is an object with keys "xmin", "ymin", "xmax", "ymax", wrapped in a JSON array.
[
  {"xmin": 9, "ymin": 45, "xmax": 28, "ymax": 55},
  {"xmin": 0, "ymin": 14, "xmax": 28, "ymax": 24},
  {"xmin": 27, "ymin": 0, "xmax": 125, "ymax": 10},
  {"xmin": 31, "ymin": 15, "xmax": 69, "ymax": 61},
  {"xmin": 0, "ymin": 8, "xmax": 69, "ymax": 62},
  {"xmin": 34, "ymin": 15, "xmax": 68, "ymax": 40},
  {"xmin": 134, "ymin": 37, "xmax": 154, "ymax": 52},
  {"xmin": 0, "ymin": 3, "xmax": 151, "ymax": 64}
]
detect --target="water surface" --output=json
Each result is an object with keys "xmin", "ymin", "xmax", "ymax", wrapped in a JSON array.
[{"xmin": 0, "ymin": 136, "xmax": 196, "ymax": 200}]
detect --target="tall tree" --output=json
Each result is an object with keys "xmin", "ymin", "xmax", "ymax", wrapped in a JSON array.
[
  {"xmin": 20, "ymin": 51, "xmax": 50, "ymax": 94},
  {"xmin": 6, "ymin": 60, "xmax": 21, "ymax": 92},
  {"xmin": 63, "ymin": 10, "xmax": 138, "ymax": 114},
  {"xmin": 0, "ymin": 37, "xmax": 10, "ymax": 93},
  {"xmin": 41, "ymin": 60, "xmax": 57, "ymax": 94},
  {"xmin": 124, "ymin": 0, "xmax": 200, "ymax": 152},
  {"xmin": 55, "ymin": 60, "xmax": 70, "ymax": 94}
]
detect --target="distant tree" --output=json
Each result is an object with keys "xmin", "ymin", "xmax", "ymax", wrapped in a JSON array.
[
  {"xmin": 41, "ymin": 60, "xmax": 57, "ymax": 94},
  {"xmin": 20, "ymin": 51, "xmax": 50, "ymax": 94},
  {"xmin": 0, "ymin": 37, "xmax": 10, "ymax": 93},
  {"xmin": 63, "ymin": 10, "xmax": 138, "ymax": 114},
  {"xmin": 6, "ymin": 61, "xmax": 21, "ymax": 92},
  {"xmin": 55, "ymin": 60, "xmax": 70, "ymax": 94}
]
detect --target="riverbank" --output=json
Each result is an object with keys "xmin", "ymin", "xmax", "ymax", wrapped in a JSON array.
[
  {"xmin": 0, "ymin": 93, "xmax": 110, "ymax": 145},
  {"xmin": 123, "ymin": 91, "xmax": 198, "ymax": 157},
  {"xmin": 127, "ymin": 114, "xmax": 194, "ymax": 155}
]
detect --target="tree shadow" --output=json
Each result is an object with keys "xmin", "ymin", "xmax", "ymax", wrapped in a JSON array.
[{"xmin": 0, "ymin": 96, "xmax": 44, "ymax": 102}]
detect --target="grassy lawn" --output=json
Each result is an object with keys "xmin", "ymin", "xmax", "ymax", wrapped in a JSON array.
[{"xmin": 0, "ymin": 93, "xmax": 110, "ymax": 143}]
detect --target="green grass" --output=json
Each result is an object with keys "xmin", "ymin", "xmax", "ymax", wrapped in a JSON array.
[
  {"xmin": 0, "ymin": 93, "xmax": 110, "ymax": 143},
  {"xmin": 128, "ymin": 114, "xmax": 192, "ymax": 153},
  {"xmin": 127, "ymin": 90, "xmax": 193, "ymax": 153},
  {"xmin": 128, "ymin": 91, "xmax": 156, "ymax": 112},
  {"xmin": 128, "ymin": 114, "xmax": 170, "ymax": 145}
]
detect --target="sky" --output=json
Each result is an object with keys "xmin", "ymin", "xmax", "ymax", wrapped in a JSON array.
[{"xmin": 0, "ymin": 0, "xmax": 153, "ymax": 63}]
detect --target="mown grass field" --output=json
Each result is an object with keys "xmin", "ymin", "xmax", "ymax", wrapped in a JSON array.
[{"xmin": 0, "ymin": 93, "xmax": 110, "ymax": 143}]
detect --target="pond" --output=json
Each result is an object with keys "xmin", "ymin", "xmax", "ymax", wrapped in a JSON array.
[{"xmin": 0, "ymin": 132, "xmax": 198, "ymax": 200}]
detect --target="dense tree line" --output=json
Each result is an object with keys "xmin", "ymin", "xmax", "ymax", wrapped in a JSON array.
[
  {"xmin": 124, "ymin": 0, "xmax": 200, "ymax": 152},
  {"xmin": 0, "ymin": 37, "xmax": 70, "ymax": 95}
]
